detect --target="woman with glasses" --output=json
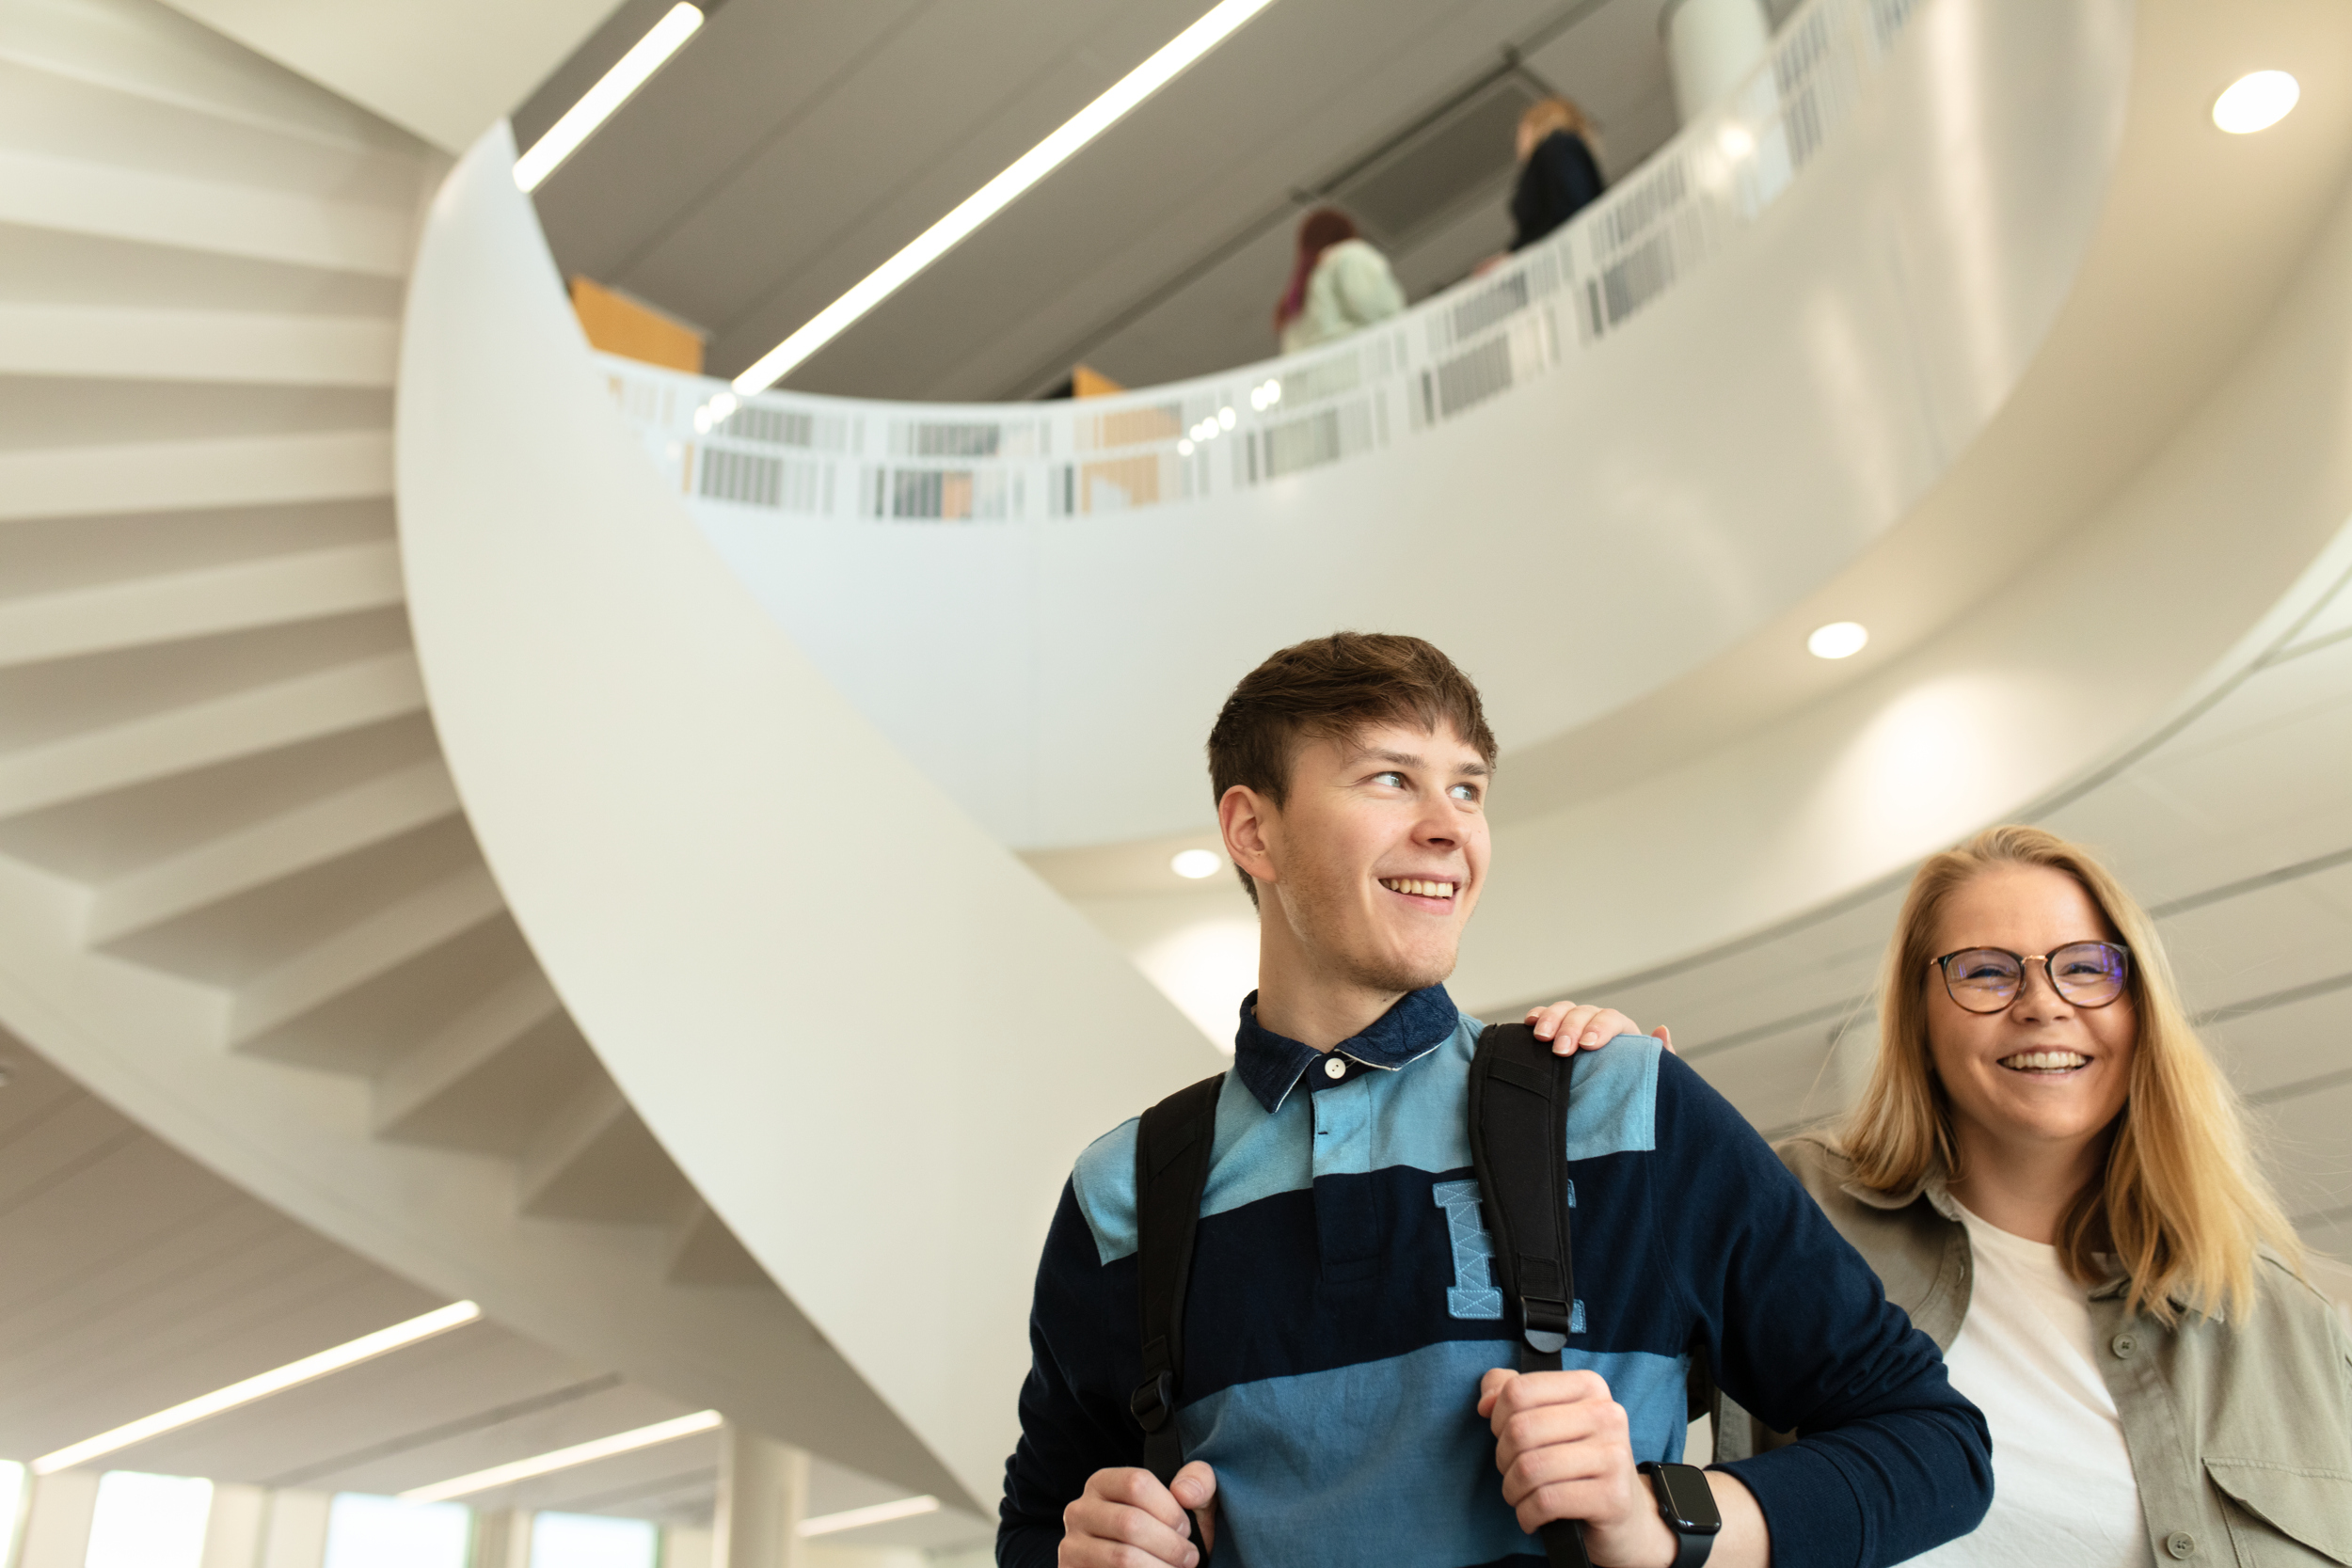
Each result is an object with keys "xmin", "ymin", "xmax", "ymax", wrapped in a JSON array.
[{"xmin": 1720, "ymin": 825, "xmax": 2350, "ymax": 1563}]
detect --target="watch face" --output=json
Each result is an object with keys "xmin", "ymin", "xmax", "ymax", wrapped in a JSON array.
[{"xmin": 1652, "ymin": 1465, "xmax": 1724, "ymax": 1532}]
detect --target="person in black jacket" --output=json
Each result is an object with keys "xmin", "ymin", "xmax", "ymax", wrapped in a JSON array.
[{"xmin": 1509, "ymin": 97, "xmax": 1606, "ymax": 251}]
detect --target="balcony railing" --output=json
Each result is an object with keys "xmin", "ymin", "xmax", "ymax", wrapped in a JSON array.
[{"xmin": 604, "ymin": 0, "xmax": 1928, "ymax": 524}]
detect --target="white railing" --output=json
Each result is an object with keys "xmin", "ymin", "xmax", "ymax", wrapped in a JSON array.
[{"xmin": 605, "ymin": 0, "xmax": 1927, "ymax": 523}]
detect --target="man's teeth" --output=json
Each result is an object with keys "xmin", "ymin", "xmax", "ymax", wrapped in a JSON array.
[
  {"xmin": 2000, "ymin": 1051, "xmax": 2089, "ymax": 1070},
  {"xmin": 1380, "ymin": 878, "xmax": 1455, "ymax": 899}
]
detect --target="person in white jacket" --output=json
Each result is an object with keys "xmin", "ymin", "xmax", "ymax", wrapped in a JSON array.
[{"xmin": 1274, "ymin": 207, "xmax": 1406, "ymax": 355}]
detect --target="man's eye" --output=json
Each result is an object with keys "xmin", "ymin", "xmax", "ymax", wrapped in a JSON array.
[
  {"xmin": 1373, "ymin": 770, "xmax": 1406, "ymax": 787},
  {"xmin": 1449, "ymin": 784, "xmax": 1480, "ymax": 802}
]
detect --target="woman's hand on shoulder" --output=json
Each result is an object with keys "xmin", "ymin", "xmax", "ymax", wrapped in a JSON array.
[{"xmin": 1523, "ymin": 1000, "xmax": 1674, "ymax": 1057}]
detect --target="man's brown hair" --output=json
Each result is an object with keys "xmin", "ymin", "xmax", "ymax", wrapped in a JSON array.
[{"xmin": 1206, "ymin": 633, "xmax": 1498, "ymax": 902}]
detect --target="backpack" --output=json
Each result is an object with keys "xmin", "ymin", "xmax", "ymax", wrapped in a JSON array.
[{"xmin": 1126, "ymin": 1022, "xmax": 1638, "ymax": 1568}]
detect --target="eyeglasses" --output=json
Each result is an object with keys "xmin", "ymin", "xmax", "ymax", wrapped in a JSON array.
[{"xmin": 1931, "ymin": 942, "xmax": 2131, "ymax": 1014}]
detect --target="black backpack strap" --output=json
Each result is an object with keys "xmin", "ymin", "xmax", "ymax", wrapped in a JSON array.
[
  {"xmin": 1470, "ymin": 1023, "xmax": 1592, "ymax": 1568},
  {"xmin": 1130, "ymin": 1071, "xmax": 1225, "ymax": 1547}
]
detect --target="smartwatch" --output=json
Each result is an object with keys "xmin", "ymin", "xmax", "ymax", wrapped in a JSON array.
[{"xmin": 1637, "ymin": 1461, "xmax": 1722, "ymax": 1568}]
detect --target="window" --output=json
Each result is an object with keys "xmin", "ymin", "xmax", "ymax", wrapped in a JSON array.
[
  {"xmin": 83, "ymin": 1471, "xmax": 212, "ymax": 1568},
  {"xmin": 320, "ymin": 1493, "xmax": 469, "ymax": 1568},
  {"xmin": 528, "ymin": 1512, "xmax": 659, "ymax": 1568}
]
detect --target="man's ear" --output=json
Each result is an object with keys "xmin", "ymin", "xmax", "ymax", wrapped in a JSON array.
[{"xmin": 1219, "ymin": 784, "xmax": 1278, "ymax": 892}]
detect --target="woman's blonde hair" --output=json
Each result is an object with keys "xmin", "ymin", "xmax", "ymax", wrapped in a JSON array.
[
  {"xmin": 1841, "ymin": 824, "xmax": 2300, "ymax": 1323},
  {"xmin": 1519, "ymin": 97, "xmax": 1600, "ymax": 157}
]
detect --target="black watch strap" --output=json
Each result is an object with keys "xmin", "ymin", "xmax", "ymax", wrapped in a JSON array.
[{"xmin": 1638, "ymin": 1462, "xmax": 1718, "ymax": 1568}]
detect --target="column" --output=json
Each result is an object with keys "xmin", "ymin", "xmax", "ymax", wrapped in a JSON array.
[
  {"xmin": 257, "ymin": 1490, "xmax": 331, "ymax": 1568},
  {"xmin": 199, "ymin": 1484, "xmax": 270, "ymax": 1568},
  {"xmin": 711, "ymin": 1424, "xmax": 809, "ymax": 1568},
  {"xmin": 1661, "ymin": 0, "xmax": 1772, "ymax": 123},
  {"xmin": 472, "ymin": 1510, "xmax": 535, "ymax": 1568},
  {"xmin": 14, "ymin": 1471, "xmax": 99, "ymax": 1568}
]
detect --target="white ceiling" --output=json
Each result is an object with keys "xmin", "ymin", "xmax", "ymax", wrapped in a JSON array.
[
  {"xmin": 513, "ymin": 0, "xmax": 1788, "ymax": 399},
  {"xmin": 0, "ymin": 1036, "xmax": 991, "ymax": 1545},
  {"xmin": 1524, "ymin": 570, "xmax": 2352, "ymax": 1264}
]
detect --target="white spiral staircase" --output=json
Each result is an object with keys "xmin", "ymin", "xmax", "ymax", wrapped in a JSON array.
[{"xmin": 0, "ymin": 0, "xmax": 959, "ymax": 1505}]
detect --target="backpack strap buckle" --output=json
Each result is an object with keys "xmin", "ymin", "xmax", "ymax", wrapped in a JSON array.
[{"xmin": 1129, "ymin": 1369, "xmax": 1176, "ymax": 1434}]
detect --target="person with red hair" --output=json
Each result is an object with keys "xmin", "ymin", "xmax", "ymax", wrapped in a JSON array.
[{"xmin": 1272, "ymin": 207, "xmax": 1406, "ymax": 355}]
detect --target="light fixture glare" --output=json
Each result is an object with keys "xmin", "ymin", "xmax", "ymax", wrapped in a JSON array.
[
  {"xmin": 799, "ymin": 1496, "xmax": 942, "ymax": 1538},
  {"xmin": 1807, "ymin": 621, "xmax": 1869, "ymax": 660},
  {"xmin": 400, "ymin": 1411, "xmax": 723, "ymax": 1503},
  {"xmin": 515, "ymin": 4, "xmax": 705, "ymax": 192},
  {"xmin": 1170, "ymin": 848, "xmax": 1222, "ymax": 879},
  {"xmin": 734, "ymin": 0, "xmax": 1278, "ymax": 392},
  {"xmin": 33, "ymin": 1302, "xmax": 482, "ymax": 1474},
  {"xmin": 2213, "ymin": 71, "xmax": 2298, "ymax": 135}
]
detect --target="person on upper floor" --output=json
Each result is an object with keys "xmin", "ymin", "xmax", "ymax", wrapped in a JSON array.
[
  {"xmin": 1274, "ymin": 207, "xmax": 1406, "ymax": 356},
  {"xmin": 1712, "ymin": 825, "xmax": 2352, "ymax": 1564},
  {"xmin": 1509, "ymin": 97, "xmax": 1606, "ymax": 253}
]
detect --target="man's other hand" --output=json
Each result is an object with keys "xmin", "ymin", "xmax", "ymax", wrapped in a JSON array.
[
  {"xmin": 1522, "ymin": 1000, "xmax": 1675, "ymax": 1057},
  {"xmin": 1479, "ymin": 1368, "xmax": 1676, "ymax": 1568},
  {"xmin": 1059, "ymin": 1463, "xmax": 1216, "ymax": 1567}
]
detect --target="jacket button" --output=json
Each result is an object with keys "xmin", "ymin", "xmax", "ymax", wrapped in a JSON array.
[
  {"xmin": 2110, "ymin": 1332, "xmax": 2138, "ymax": 1359},
  {"xmin": 1323, "ymin": 1057, "xmax": 1346, "ymax": 1080},
  {"xmin": 2165, "ymin": 1530, "xmax": 2195, "ymax": 1559}
]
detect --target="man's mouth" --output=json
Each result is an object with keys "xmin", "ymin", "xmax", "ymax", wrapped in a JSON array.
[
  {"xmin": 1998, "ymin": 1050, "xmax": 2089, "ymax": 1074},
  {"xmin": 1378, "ymin": 878, "xmax": 1457, "ymax": 902}
]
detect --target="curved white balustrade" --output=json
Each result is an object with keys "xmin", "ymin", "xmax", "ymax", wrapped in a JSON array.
[
  {"xmin": 399, "ymin": 126, "xmax": 1217, "ymax": 1511},
  {"xmin": 616, "ymin": 0, "xmax": 2132, "ymax": 848}
]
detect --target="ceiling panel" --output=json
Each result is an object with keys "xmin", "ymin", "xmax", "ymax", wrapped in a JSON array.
[{"xmin": 516, "ymin": 0, "xmax": 1692, "ymax": 400}]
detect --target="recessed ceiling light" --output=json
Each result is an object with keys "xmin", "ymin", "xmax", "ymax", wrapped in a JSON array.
[
  {"xmin": 34, "ymin": 1302, "xmax": 481, "ymax": 1474},
  {"xmin": 2213, "ymin": 71, "xmax": 2298, "ymax": 135},
  {"xmin": 514, "ymin": 4, "xmax": 706, "ymax": 192},
  {"xmin": 401, "ymin": 1410, "xmax": 723, "ymax": 1503},
  {"xmin": 1171, "ymin": 848, "xmax": 1223, "ymax": 879},
  {"xmin": 734, "ymin": 0, "xmax": 1279, "ymax": 393},
  {"xmin": 1807, "ymin": 621, "xmax": 1869, "ymax": 659},
  {"xmin": 800, "ymin": 1496, "xmax": 941, "ymax": 1538}
]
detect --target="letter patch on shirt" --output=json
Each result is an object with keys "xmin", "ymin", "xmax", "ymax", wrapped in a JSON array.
[
  {"xmin": 1432, "ymin": 1180, "xmax": 1502, "ymax": 1319},
  {"xmin": 1431, "ymin": 1179, "xmax": 1582, "ymax": 1327}
]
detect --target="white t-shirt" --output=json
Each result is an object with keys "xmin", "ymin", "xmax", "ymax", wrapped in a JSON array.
[{"xmin": 1907, "ymin": 1202, "xmax": 2153, "ymax": 1567}]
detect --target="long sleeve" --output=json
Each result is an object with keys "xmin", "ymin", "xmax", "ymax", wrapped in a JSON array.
[
  {"xmin": 998, "ymin": 1180, "xmax": 1142, "ymax": 1567},
  {"xmin": 1327, "ymin": 243, "xmax": 1406, "ymax": 331},
  {"xmin": 1651, "ymin": 1055, "xmax": 1994, "ymax": 1565}
]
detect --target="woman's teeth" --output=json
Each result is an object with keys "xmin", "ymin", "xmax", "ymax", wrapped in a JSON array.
[
  {"xmin": 1380, "ymin": 878, "xmax": 1454, "ymax": 899},
  {"xmin": 1999, "ymin": 1050, "xmax": 2089, "ymax": 1071}
]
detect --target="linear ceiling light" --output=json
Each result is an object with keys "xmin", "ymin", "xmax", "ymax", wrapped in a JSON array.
[
  {"xmin": 733, "ymin": 0, "xmax": 1279, "ymax": 393},
  {"xmin": 516, "ymin": 3, "xmax": 706, "ymax": 192},
  {"xmin": 800, "ymin": 1496, "xmax": 942, "ymax": 1538},
  {"xmin": 33, "ymin": 1302, "xmax": 481, "ymax": 1475},
  {"xmin": 399, "ymin": 1410, "xmax": 723, "ymax": 1504}
]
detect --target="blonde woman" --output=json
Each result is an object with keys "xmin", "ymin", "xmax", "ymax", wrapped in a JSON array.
[
  {"xmin": 1733, "ymin": 827, "xmax": 2351, "ymax": 1564},
  {"xmin": 1509, "ymin": 98, "xmax": 1605, "ymax": 252}
]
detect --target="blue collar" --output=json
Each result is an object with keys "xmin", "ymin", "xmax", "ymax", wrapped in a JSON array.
[{"xmin": 1232, "ymin": 984, "xmax": 1459, "ymax": 1114}]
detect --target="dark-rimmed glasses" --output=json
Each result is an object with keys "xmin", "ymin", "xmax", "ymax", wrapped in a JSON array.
[{"xmin": 1931, "ymin": 942, "xmax": 2131, "ymax": 1014}]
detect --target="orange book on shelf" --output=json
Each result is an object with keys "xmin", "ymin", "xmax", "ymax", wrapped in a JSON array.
[{"xmin": 569, "ymin": 276, "xmax": 707, "ymax": 373}]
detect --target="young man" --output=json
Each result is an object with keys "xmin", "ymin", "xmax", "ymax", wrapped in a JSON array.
[{"xmin": 999, "ymin": 635, "xmax": 1991, "ymax": 1568}]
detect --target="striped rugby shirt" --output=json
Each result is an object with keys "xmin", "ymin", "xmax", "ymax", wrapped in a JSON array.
[{"xmin": 998, "ymin": 985, "xmax": 1991, "ymax": 1568}]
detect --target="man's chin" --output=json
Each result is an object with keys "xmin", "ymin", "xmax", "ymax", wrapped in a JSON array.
[{"xmin": 1351, "ymin": 946, "xmax": 1458, "ymax": 996}]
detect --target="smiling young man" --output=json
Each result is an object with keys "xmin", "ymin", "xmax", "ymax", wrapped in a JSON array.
[{"xmin": 996, "ymin": 634, "xmax": 1992, "ymax": 1568}]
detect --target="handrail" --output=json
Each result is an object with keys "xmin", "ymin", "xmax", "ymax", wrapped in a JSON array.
[{"xmin": 602, "ymin": 0, "xmax": 1927, "ymax": 523}]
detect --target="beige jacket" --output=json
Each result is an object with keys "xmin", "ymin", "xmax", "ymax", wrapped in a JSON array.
[{"xmin": 1722, "ymin": 1134, "xmax": 2352, "ymax": 1566}]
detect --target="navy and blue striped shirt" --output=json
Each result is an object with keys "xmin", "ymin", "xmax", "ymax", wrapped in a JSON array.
[{"xmin": 999, "ymin": 986, "xmax": 1990, "ymax": 1567}]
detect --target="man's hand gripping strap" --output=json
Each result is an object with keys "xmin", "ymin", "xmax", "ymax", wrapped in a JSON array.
[{"xmin": 1470, "ymin": 1023, "xmax": 1594, "ymax": 1568}]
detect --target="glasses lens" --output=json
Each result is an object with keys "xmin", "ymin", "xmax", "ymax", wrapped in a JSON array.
[
  {"xmin": 2050, "ymin": 942, "xmax": 2129, "ymax": 1007},
  {"xmin": 1943, "ymin": 949, "xmax": 2023, "ymax": 1012}
]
